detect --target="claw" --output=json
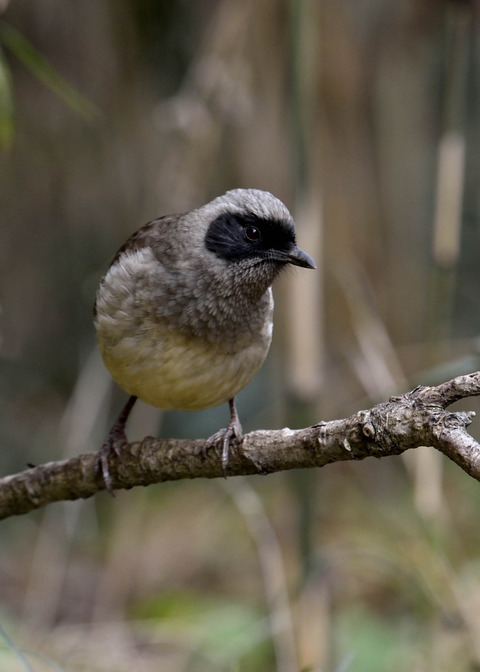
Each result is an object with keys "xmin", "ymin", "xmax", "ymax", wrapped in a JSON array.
[
  {"xmin": 96, "ymin": 395, "xmax": 137, "ymax": 494},
  {"xmin": 204, "ymin": 398, "xmax": 242, "ymax": 477},
  {"xmin": 95, "ymin": 429, "xmax": 124, "ymax": 495}
]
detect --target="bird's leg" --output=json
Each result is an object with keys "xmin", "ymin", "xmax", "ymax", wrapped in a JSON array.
[
  {"xmin": 96, "ymin": 394, "xmax": 137, "ymax": 494},
  {"xmin": 205, "ymin": 397, "xmax": 243, "ymax": 477},
  {"xmin": 223, "ymin": 398, "xmax": 242, "ymax": 473}
]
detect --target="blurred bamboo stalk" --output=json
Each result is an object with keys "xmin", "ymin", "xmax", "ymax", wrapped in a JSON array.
[
  {"xmin": 20, "ymin": 349, "xmax": 111, "ymax": 629},
  {"xmin": 153, "ymin": 0, "xmax": 253, "ymax": 210},
  {"xmin": 335, "ymin": 260, "xmax": 407, "ymax": 400},
  {"xmin": 284, "ymin": 3, "xmax": 327, "ymax": 670},
  {"xmin": 226, "ymin": 479, "xmax": 298, "ymax": 672},
  {"xmin": 428, "ymin": 0, "xmax": 471, "ymax": 346},
  {"xmin": 433, "ymin": 132, "xmax": 466, "ymax": 269},
  {"xmin": 285, "ymin": 0, "xmax": 323, "ymax": 403},
  {"xmin": 415, "ymin": 0, "xmax": 472, "ymax": 522}
]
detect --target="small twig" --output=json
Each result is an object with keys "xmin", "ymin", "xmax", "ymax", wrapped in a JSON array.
[{"xmin": 1, "ymin": 371, "xmax": 480, "ymax": 521}]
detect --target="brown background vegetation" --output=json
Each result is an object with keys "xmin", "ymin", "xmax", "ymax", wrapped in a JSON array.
[{"xmin": 1, "ymin": 1, "xmax": 480, "ymax": 670}]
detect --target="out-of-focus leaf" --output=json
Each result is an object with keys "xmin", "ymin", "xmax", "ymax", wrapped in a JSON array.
[
  {"xmin": 334, "ymin": 607, "xmax": 418, "ymax": 672},
  {"xmin": 0, "ymin": 44, "xmax": 14, "ymax": 147},
  {"xmin": 0, "ymin": 622, "xmax": 34, "ymax": 672},
  {"xmin": 133, "ymin": 590, "xmax": 272, "ymax": 667},
  {"xmin": 0, "ymin": 21, "xmax": 101, "ymax": 122}
]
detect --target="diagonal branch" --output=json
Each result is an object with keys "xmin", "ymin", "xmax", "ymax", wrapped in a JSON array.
[{"xmin": 1, "ymin": 371, "xmax": 480, "ymax": 521}]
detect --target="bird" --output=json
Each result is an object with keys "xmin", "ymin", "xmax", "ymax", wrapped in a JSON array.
[{"xmin": 94, "ymin": 188, "xmax": 316, "ymax": 491}]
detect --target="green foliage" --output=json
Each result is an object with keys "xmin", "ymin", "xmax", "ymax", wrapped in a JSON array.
[
  {"xmin": 0, "ymin": 20, "xmax": 100, "ymax": 147},
  {"xmin": 0, "ymin": 622, "xmax": 34, "ymax": 672},
  {"xmin": 133, "ymin": 590, "xmax": 274, "ymax": 670},
  {"xmin": 334, "ymin": 608, "xmax": 417, "ymax": 672},
  {"xmin": 0, "ymin": 43, "xmax": 14, "ymax": 147}
]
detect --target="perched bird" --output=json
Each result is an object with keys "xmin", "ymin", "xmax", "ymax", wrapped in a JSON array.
[{"xmin": 94, "ymin": 188, "xmax": 316, "ymax": 490}]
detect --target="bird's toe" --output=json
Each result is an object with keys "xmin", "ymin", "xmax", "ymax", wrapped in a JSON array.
[
  {"xmin": 95, "ymin": 425, "xmax": 128, "ymax": 495},
  {"xmin": 204, "ymin": 422, "xmax": 243, "ymax": 477}
]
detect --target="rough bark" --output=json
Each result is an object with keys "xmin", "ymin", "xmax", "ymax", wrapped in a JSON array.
[{"xmin": 1, "ymin": 371, "xmax": 480, "ymax": 520}]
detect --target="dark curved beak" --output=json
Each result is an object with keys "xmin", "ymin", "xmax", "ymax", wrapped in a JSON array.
[{"xmin": 273, "ymin": 245, "xmax": 316, "ymax": 270}]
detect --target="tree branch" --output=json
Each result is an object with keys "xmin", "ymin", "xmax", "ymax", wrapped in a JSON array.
[{"xmin": 1, "ymin": 371, "xmax": 480, "ymax": 520}]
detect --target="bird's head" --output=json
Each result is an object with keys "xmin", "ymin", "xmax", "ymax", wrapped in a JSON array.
[{"xmin": 200, "ymin": 189, "xmax": 316, "ymax": 288}]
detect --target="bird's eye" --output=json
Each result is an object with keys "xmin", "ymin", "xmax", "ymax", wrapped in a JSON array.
[{"xmin": 245, "ymin": 225, "xmax": 261, "ymax": 242}]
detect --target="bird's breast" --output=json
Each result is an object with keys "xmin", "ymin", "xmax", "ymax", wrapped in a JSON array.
[{"xmin": 94, "ymin": 247, "xmax": 274, "ymax": 410}]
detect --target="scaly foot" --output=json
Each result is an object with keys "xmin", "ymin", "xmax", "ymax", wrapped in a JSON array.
[
  {"xmin": 96, "ymin": 395, "xmax": 137, "ymax": 494},
  {"xmin": 204, "ymin": 398, "xmax": 242, "ymax": 476}
]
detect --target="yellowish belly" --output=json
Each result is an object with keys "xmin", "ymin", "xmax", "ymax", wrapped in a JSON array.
[{"xmin": 97, "ymin": 325, "xmax": 271, "ymax": 411}]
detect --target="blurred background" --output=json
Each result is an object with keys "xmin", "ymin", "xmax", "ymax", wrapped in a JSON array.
[{"xmin": 1, "ymin": 0, "xmax": 480, "ymax": 670}]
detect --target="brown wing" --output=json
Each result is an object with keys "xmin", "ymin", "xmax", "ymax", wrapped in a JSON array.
[
  {"xmin": 93, "ymin": 213, "xmax": 184, "ymax": 316},
  {"xmin": 108, "ymin": 213, "xmax": 184, "ymax": 267}
]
